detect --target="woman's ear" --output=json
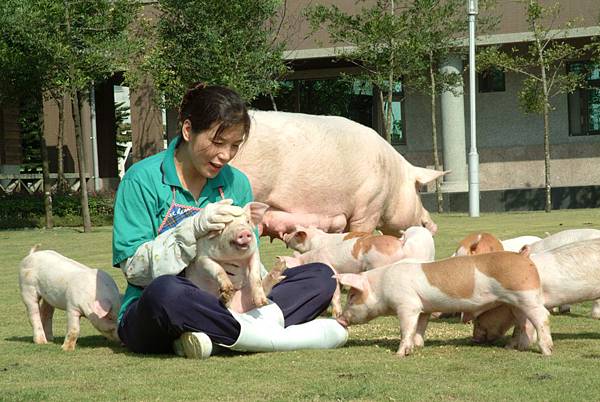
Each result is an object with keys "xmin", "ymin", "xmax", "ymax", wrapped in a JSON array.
[{"xmin": 181, "ymin": 119, "xmax": 192, "ymax": 141}]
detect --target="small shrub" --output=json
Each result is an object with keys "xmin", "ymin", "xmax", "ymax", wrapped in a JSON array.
[{"xmin": 0, "ymin": 192, "xmax": 114, "ymax": 229}]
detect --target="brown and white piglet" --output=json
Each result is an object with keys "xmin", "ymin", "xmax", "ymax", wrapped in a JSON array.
[
  {"xmin": 282, "ymin": 226, "xmax": 435, "ymax": 272},
  {"xmin": 281, "ymin": 226, "xmax": 435, "ymax": 317},
  {"xmin": 473, "ymin": 238, "xmax": 600, "ymax": 345},
  {"xmin": 336, "ymin": 252, "xmax": 553, "ymax": 357},
  {"xmin": 453, "ymin": 232, "xmax": 542, "ymax": 256}
]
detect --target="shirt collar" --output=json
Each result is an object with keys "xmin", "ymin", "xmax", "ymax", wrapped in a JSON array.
[{"xmin": 162, "ymin": 135, "xmax": 228, "ymax": 191}]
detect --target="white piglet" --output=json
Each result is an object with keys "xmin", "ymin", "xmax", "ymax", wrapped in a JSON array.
[
  {"xmin": 19, "ymin": 247, "xmax": 121, "ymax": 351},
  {"xmin": 185, "ymin": 202, "xmax": 276, "ymax": 314}
]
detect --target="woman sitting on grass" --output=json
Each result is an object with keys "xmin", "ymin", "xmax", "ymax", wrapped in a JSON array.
[{"xmin": 112, "ymin": 83, "xmax": 347, "ymax": 358}]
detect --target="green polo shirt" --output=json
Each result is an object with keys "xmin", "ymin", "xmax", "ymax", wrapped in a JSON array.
[{"xmin": 112, "ymin": 135, "xmax": 254, "ymax": 321}]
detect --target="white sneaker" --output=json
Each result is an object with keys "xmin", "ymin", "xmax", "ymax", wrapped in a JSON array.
[{"xmin": 173, "ymin": 332, "xmax": 213, "ymax": 359}]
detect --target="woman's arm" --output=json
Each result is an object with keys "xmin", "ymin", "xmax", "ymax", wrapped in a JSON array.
[
  {"xmin": 113, "ymin": 178, "xmax": 244, "ymax": 286},
  {"xmin": 113, "ymin": 177, "xmax": 198, "ymax": 286},
  {"xmin": 119, "ymin": 217, "xmax": 198, "ymax": 286}
]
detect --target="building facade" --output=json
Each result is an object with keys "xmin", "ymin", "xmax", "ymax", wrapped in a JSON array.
[
  {"xmin": 268, "ymin": 0, "xmax": 600, "ymax": 210},
  {"xmin": 1, "ymin": 0, "xmax": 599, "ymax": 210}
]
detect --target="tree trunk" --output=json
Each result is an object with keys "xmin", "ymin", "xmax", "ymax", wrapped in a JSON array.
[
  {"xmin": 532, "ymin": 15, "xmax": 552, "ymax": 212},
  {"xmin": 56, "ymin": 96, "xmax": 68, "ymax": 193},
  {"xmin": 65, "ymin": 0, "xmax": 91, "ymax": 232},
  {"xmin": 543, "ymin": 99, "xmax": 551, "ymax": 212},
  {"xmin": 430, "ymin": 54, "xmax": 443, "ymax": 213},
  {"xmin": 378, "ymin": 89, "xmax": 390, "ymax": 142},
  {"xmin": 70, "ymin": 89, "xmax": 92, "ymax": 232},
  {"xmin": 39, "ymin": 109, "xmax": 53, "ymax": 229},
  {"xmin": 386, "ymin": 0, "xmax": 394, "ymax": 144},
  {"xmin": 269, "ymin": 93, "xmax": 278, "ymax": 111},
  {"xmin": 387, "ymin": 71, "xmax": 394, "ymax": 144}
]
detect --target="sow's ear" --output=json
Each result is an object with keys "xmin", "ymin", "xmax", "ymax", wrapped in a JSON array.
[
  {"xmin": 244, "ymin": 202, "xmax": 270, "ymax": 225},
  {"xmin": 413, "ymin": 166, "xmax": 450, "ymax": 186}
]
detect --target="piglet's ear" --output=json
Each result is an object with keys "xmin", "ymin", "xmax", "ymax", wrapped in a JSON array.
[
  {"xmin": 207, "ymin": 230, "xmax": 221, "ymax": 239},
  {"xmin": 244, "ymin": 202, "xmax": 270, "ymax": 225},
  {"xmin": 294, "ymin": 230, "xmax": 307, "ymax": 243},
  {"xmin": 469, "ymin": 234, "xmax": 483, "ymax": 254},
  {"xmin": 519, "ymin": 245, "xmax": 531, "ymax": 257},
  {"xmin": 335, "ymin": 273, "xmax": 367, "ymax": 292},
  {"xmin": 397, "ymin": 230, "xmax": 406, "ymax": 245},
  {"xmin": 280, "ymin": 255, "xmax": 300, "ymax": 268},
  {"xmin": 92, "ymin": 299, "xmax": 112, "ymax": 319}
]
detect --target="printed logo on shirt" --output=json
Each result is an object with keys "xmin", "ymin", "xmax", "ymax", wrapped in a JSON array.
[{"xmin": 171, "ymin": 206, "xmax": 189, "ymax": 217}]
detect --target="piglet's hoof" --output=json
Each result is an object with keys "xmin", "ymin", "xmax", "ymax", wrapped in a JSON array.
[
  {"xmin": 61, "ymin": 340, "xmax": 76, "ymax": 352},
  {"xmin": 219, "ymin": 285, "xmax": 236, "ymax": 307},
  {"xmin": 396, "ymin": 344, "xmax": 414, "ymax": 358},
  {"xmin": 253, "ymin": 294, "xmax": 269, "ymax": 308}
]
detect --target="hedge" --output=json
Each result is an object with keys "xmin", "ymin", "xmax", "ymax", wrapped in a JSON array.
[{"xmin": 0, "ymin": 193, "xmax": 115, "ymax": 229}]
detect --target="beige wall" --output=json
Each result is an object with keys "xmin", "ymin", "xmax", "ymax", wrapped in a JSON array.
[
  {"xmin": 280, "ymin": 0, "xmax": 600, "ymax": 52},
  {"xmin": 0, "ymin": 105, "xmax": 22, "ymax": 166},
  {"xmin": 42, "ymin": 95, "xmax": 93, "ymax": 175},
  {"xmin": 399, "ymin": 68, "xmax": 600, "ymax": 192}
]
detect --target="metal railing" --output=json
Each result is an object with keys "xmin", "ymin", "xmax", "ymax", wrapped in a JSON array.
[{"xmin": 0, "ymin": 173, "xmax": 91, "ymax": 195}]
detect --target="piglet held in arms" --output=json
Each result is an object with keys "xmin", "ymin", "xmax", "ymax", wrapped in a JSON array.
[{"xmin": 185, "ymin": 202, "xmax": 275, "ymax": 313}]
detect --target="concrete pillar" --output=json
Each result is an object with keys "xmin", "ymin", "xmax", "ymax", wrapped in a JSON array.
[{"xmin": 440, "ymin": 55, "xmax": 468, "ymax": 192}]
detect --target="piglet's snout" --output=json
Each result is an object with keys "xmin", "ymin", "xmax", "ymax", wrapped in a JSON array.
[{"xmin": 233, "ymin": 229, "xmax": 253, "ymax": 248}]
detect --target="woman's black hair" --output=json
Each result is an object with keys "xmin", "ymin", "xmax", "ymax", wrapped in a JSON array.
[{"xmin": 178, "ymin": 82, "xmax": 250, "ymax": 140}]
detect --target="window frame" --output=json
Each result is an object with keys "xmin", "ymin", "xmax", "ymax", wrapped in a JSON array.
[
  {"xmin": 567, "ymin": 61, "xmax": 600, "ymax": 137},
  {"xmin": 477, "ymin": 67, "xmax": 506, "ymax": 93}
]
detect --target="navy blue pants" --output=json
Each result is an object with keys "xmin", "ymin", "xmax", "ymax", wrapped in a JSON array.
[{"xmin": 118, "ymin": 263, "xmax": 336, "ymax": 354}]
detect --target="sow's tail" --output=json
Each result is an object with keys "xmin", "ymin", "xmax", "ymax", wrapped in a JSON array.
[{"xmin": 28, "ymin": 244, "xmax": 42, "ymax": 255}]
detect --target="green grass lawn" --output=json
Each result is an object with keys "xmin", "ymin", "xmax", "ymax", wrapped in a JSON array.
[{"xmin": 1, "ymin": 209, "xmax": 600, "ymax": 401}]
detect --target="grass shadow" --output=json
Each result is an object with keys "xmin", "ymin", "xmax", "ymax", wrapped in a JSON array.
[
  {"xmin": 5, "ymin": 335, "xmax": 254, "ymax": 359},
  {"xmin": 549, "ymin": 332, "xmax": 600, "ymax": 341},
  {"xmin": 346, "ymin": 335, "xmax": 480, "ymax": 353},
  {"xmin": 5, "ymin": 335, "xmax": 129, "ymax": 353}
]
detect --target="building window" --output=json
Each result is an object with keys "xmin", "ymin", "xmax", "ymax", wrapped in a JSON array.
[
  {"xmin": 478, "ymin": 68, "xmax": 505, "ymax": 92},
  {"xmin": 568, "ymin": 62, "xmax": 600, "ymax": 136},
  {"xmin": 251, "ymin": 77, "xmax": 406, "ymax": 144}
]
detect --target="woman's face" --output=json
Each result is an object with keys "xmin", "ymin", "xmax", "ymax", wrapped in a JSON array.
[{"xmin": 182, "ymin": 120, "xmax": 245, "ymax": 179}]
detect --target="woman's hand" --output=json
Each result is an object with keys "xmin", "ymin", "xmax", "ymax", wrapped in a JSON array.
[{"xmin": 193, "ymin": 199, "xmax": 245, "ymax": 237}]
